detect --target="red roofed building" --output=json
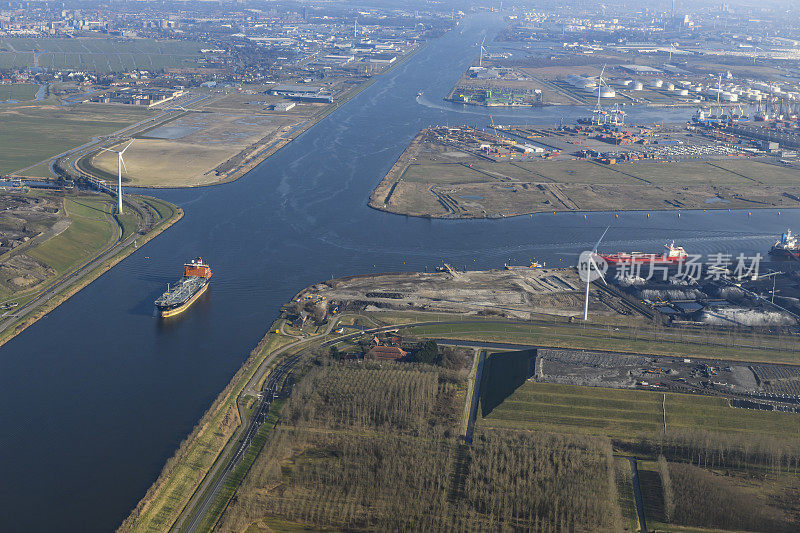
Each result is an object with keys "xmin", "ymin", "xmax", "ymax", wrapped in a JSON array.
[{"xmin": 365, "ymin": 345, "xmax": 407, "ymax": 361}]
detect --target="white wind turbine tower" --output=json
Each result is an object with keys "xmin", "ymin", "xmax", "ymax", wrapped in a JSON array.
[
  {"xmin": 580, "ymin": 227, "xmax": 609, "ymax": 321},
  {"xmin": 479, "ymin": 36, "xmax": 486, "ymax": 67},
  {"xmin": 596, "ymin": 64, "xmax": 607, "ymax": 107},
  {"xmin": 101, "ymin": 140, "xmax": 134, "ymax": 214}
]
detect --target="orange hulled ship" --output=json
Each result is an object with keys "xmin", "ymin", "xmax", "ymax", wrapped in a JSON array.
[
  {"xmin": 598, "ymin": 241, "xmax": 688, "ymax": 265},
  {"xmin": 154, "ymin": 257, "xmax": 213, "ymax": 318}
]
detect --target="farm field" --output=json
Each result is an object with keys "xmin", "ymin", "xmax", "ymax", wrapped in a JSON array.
[
  {"xmin": 0, "ymin": 102, "xmax": 154, "ymax": 175},
  {"xmin": 213, "ymin": 361, "xmax": 625, "ymax": 532},
  {"xmin": 0, "ymin": 37, "xmax": 205, "ymax": 72},
  {"xmin": 0, "ymin": 83, "xmax": 40, "ymax": 102},
  {"xmin": 477, "ymin": 381, "xmax": 800, "ymax": 441}
]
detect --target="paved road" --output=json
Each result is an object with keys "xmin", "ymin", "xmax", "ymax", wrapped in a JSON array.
[
  {"xmin": 0, "ymin": 203, "xmax": 124, "ymax": 335},
  {"xmin": 181, "ymin": 353, "xmax": 302, "ymax": 533}
]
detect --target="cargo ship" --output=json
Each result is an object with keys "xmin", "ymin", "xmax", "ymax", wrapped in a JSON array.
[
  {"xmin": 154, "ymin": 257, "xmax": 212, "ymax": 318},
  {"xmin": 598, "ymin": 241, "xmax": 687, "ymax": 265},
  {"xmin": 770, "ymin": 229, "xmax": 800, "ymax": 259}
]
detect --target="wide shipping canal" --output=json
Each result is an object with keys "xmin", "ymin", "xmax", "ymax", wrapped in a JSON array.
[{"xmin": 0, "ymin": 15, "xmax": 796, "ymax": 533}]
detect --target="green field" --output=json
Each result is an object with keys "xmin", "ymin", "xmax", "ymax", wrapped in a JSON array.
[
  {"xmin": 478, "ymin": 381, "xmax": 800, "ymax": 441},
  {"xmin": 0, "ymin": 83, "xmax": 40, "ymax": 102},
  {"xmin": 27, "ymin": 197, "xmax": 115, "ymax": 275},
  {"xmin": 0, "ymin": 194, "xmax": 117, "ymax": 303},
  {"xmin": 0, "ymin": 37, "xmax": 205, "ymax": 72},
  {"xmin": 0, "ymin": 102, "xmax": 153, "ymax": 174}
]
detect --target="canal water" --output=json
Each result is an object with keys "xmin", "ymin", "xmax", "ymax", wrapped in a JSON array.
[{"xmin": 1, "ymin": 15, "xmax": 797, "ymax": 533}]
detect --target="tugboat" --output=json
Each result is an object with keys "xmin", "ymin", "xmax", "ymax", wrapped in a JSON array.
[
  {"xmin": 154, "ymin": 257, "xmax": 213, "ymax": 317},
  {"xmin": 598, "ymin": 241, "xmax": 688, "ymax": 264},
  {"xmin": 770, "ymin": 229, "xmax": 800, "ymax": 259}
]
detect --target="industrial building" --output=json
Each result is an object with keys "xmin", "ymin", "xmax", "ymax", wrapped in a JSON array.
[
  {"xmin": 268, "ymin": 84, "xmax": 335, "ymax": 103},
  {"xmin": 272, "ymin": 102, "xmax": 296, "ymax": 111},
  {"xmin": 90, "ymin": 87, "xmax": 184, "ymax": 107}
]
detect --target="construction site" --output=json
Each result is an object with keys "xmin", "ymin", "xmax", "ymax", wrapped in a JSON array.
[
  {"xmin": 0, "ymin": 193, "xmax": 63, "ymax": 295},
  {"xmin": 285, "ymin": 262, "xmax": 800, "ymax": 416},
  {"xmin": 294, "ymin": 267, "xmax": 589, "ymax": 321},
  {"xmin": 370, "ymin": 118, "xmax": 800, "ymax": 218},
  {"xmin": 292, "ymin": 256, "xmax": 800, "ymax": 328}
]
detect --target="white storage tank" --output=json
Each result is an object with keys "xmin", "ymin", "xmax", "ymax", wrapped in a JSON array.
[
  {"xmin": 597, "ymin": 86, "xmax": 616, "ymax": 98},
  {"xmin": 665, "ymin": 82, "xmax": 675, "ymax": 91},
  {"xmin": 721, "ymin": 92, "xmax": 738, "ymax": 102},
  {"xmin": 677, "ymin": 89, "xmax": 689, "ymax": 96},
  {"xmin": 633, "ymin": 81, "xmax": 644, "ymax": 90},
  {"xmin": 650, "ymin": 79, "xmax": 664, "ymax": 88}
]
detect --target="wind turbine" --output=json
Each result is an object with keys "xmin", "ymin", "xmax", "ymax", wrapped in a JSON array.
[
  {"xmin": 479, "ymin": 36, "xmax": 486, "ymax": 67},
  {"xmin": 579, "ymin": 227, "xmax": 609, "ymax": 321},
  {"xmin": 101, "ymin": 140, "xmax": 134, "ymax": 214},
  {"xmin": 592, "ymin": 65, "xmax": 609, "ymax": 125}
]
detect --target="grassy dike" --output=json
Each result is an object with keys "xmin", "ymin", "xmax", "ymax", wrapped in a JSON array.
[
  {"xmin": 117, "ymin": 317, "xmax": 316, "ymax": 533},
  {"xmin": 0, "ymin": 194, "xmax": 182, "ymax": 348}
]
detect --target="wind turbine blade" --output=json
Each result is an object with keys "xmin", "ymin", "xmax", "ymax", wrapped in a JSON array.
[
  {"xmin": 588, "ymin": 255, "xmax": 608, "ymax": 285},
  {"xmin": 100, "ymin": 147, "xmax": 116, "ymax": 154},
  {"xmin": 119, "ymin": 139, "xmax": 135, "ymax": 154},
  {"xmin": 119, "ymin": 155, "xmax": 128, "ymax": 174},
  {"xmin": 592, "ymin": 226, "xmax": 610, "ymax": 253}
]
